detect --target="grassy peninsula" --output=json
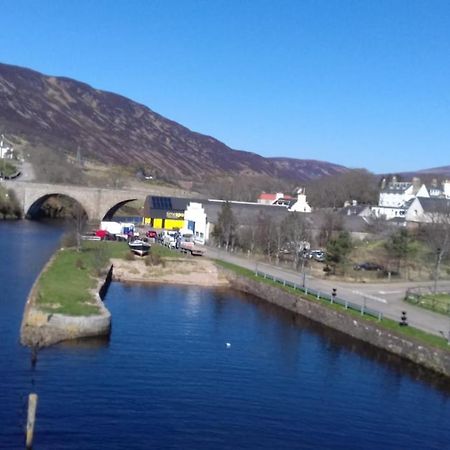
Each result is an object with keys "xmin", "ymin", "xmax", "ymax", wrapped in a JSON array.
[{"xmin": 35, "ymin": 240, "xmax": 177, "ymax": 316}]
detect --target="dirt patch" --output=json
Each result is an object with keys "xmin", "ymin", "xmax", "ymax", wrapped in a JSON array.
[{"xmin": 111, "ymin": 257, "xmax": 229, "ymax": 287}]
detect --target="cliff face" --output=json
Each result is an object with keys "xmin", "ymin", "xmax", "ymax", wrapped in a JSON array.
[{"xmin": 0, "ymin": 62, "xmax": 347, "ymax": 181}]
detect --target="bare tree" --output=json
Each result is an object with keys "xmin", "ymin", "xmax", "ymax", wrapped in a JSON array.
[
  {"xmin": 211, "ymin": 202, "xmax": 237, "ymax": 251},
  {"xmin": 422, "ymin": 200, "xmax": 450, "ymax": 293},
  {"xmin": 317, "ymin": 210, "xmax": 343, "ymax": 247},
  {"xmin": 282, "ymin": 212, "xmax": 311, "ymax": 269},
  {"xmin": 255, "ymin": 212, "xmax": 277, "ymax": 261},
  {"xmin": 306, "ymin": 169, "xmax": 378, "ymax": 208}
]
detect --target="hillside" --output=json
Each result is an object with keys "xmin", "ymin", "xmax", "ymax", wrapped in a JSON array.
[{"xmin": 0, "ymin": 62, "xmax": 347, "ymax": 183}]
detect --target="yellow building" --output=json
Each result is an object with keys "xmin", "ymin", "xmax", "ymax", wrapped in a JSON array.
[{"xmin": 143, "ymin": 196, "xmax": 190, "ymax": 230}]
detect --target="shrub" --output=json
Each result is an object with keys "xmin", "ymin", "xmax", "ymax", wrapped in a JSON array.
[
  {"xmin": 124, "ymin": 251, "xmax": 136, "ymax": 261},
  {"xmin": 144, "ymin": 253, "xmax": 164, "ymax": 267},
  {"xmin": 60, "ymin": 231, "xmax": 78, "ymax": 248}
]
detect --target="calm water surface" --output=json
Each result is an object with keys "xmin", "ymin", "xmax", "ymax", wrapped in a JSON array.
[{"xmin": 1, "ymin": 221, "xmax": 450, "ymax": 449}]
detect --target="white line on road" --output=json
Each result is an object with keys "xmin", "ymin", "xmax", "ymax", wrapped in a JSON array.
[
  {"xmin": 352, "ymin": 290, "xmax": 387, "ymax": 304},
  {"xmin": 378, "ymin": 290, "xmax": 403, "ymax": 295}
]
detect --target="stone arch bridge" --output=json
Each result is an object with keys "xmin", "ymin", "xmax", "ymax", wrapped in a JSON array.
[{"xmin": 7, "ymin": 181, "xmax": 191, "ymax": 222}]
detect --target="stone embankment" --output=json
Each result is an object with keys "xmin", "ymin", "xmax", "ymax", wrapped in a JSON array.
[
  {"xmin": 20, "ymin": 265, "xmax": 112, "ymax": 348},
  {"xmin": 222, "ymin": 269, "xmax": 450, "ymax": 378}
]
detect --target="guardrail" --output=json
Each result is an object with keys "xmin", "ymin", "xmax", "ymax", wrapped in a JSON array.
[{"xmin": 254, "ymin": 269, "xmax": 383, "ymax": 321}]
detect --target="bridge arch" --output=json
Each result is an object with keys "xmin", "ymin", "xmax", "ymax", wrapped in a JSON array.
[
  {"xmin": 26, "ymin": 193, "xmax": 88, "ymax": 219},
  {"xmin": 101, "ymin": 198, "xmax": 139, "ymax": 221}
]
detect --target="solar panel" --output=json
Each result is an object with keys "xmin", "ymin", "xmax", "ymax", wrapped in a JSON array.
[{"xmin": 152, "ymin": 196, "xmax": 173, "ymax": 210}]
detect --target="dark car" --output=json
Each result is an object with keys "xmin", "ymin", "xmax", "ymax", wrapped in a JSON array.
[{"xmin": 353, "ymin": 262, "xmax": 384, "ymax": 271}]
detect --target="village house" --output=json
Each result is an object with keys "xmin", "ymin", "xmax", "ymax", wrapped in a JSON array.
[
  {"xmin": 372, "ymin": 176, "xmax": 429, "ymax": 220},
  {"xmin": 257, "ymin": 188, "xmax": 312, "ymax": 213}
]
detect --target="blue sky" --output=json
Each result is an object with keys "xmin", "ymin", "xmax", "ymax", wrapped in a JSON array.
[{"xmin": 1, "ymin": 0, "xmax": 449, "ymax": 173}]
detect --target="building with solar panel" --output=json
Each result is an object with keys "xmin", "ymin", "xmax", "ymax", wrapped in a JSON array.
[{"xmin": 143, "ymin": 196, "xmax": 196, "ymax": 230}]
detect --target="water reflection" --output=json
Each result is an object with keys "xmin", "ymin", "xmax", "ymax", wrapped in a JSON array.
[{"xmin": 232, "ymin": 289, "xmax": 450, "ymax": 395}]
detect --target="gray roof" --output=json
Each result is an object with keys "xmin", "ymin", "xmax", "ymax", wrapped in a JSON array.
[
  {"xmin": 340, "ymin": 204, "xmax": 371, "ymax": 216},
  {"xmin": 381, "ymin": 183, "xmax": 412, "ymax": 194},
  {"xmin": 202, "ymin": 201, "xmax": 290, "ymax": 225},
  {"xmin": 416, "ymin": 197, "xmax": 450, "ymax": 213}
]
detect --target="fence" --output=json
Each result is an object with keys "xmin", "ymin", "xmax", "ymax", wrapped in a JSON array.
[
  {"xmin": 405, "ymin": 287, "xmax": 450, "ymax": 316},
  {"xmin": 254, "ymin": 269, "xmax": 383, "ymax": 321}
]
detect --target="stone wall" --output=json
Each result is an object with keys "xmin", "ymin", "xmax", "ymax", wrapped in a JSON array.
[
  {"xmin": 224, "ymin": 270, "xmax": 450, "ymax": 378},
  {"xmin": 20, "ymin": 263, "xmax": 113, "ymax": 348}
]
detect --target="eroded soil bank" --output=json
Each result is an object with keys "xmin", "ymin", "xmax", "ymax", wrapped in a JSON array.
[{"xmin": 111, "ymin": 257, "xmax": 229, "ymax": 287}]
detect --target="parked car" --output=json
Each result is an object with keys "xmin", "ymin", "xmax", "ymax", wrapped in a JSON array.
[
  {"xmin": 146, "ymin": 230, "xmax": 158, "ymax": 239},
  {"xmin": 162, "ymin": 232, "xmax": 177, "ymax": 248},
  {"xmin": 353, "ymin": 262, "xmax": 384, "ymax": 271},
  {"xmin": 308, "ymin": 250, "xmax": 326, "ymax": 262}
]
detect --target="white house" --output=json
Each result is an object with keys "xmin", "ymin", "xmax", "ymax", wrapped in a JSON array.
[
  {"xmin": 443, "ymin": 180, "xmax": 450, "ymax": 199},
  {"xmin": 405, "ymin": 197, "xmax": 450, "ymax": 224},
  {"xmin": 288, "ymin": 187, "xmax": 312, "ymax": 213},
  {"xmin": 184, "ymin": 202, "xmax": 210, "ymax": 244},
  {"xmin": 374, "ymin": 177, "xmax": 429, "ymax": 219}
]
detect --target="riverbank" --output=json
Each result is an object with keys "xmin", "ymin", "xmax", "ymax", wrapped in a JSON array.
[
  {"xmin": 218, "ymin": 261, "xmax": 450, "ymax": 378},
  {"xmin": 111, "ymin": 257, "xmax": 229, "ymax": 286}
]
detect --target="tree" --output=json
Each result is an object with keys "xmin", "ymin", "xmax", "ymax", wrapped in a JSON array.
[
  {"xmin": 384, "ymin": 228, "xmax": 415, "ymax": 274},
  {"xmin": 306, "ymin": 169, "xmax": 378, "ymax": 208},
  {"xmin": 212, "ymin": 202, "xmax": 237, "ymax": 251},
  {"xmin": 254, "ymin": 212, "xmax": 277, "ymax": 260},
  {"xmin": 317, "ymin": 210, "xmax": 343, "ymax": 247},
  {"xmin": 421, "ymin": 200, "xmax": 450, "ymax": 293},
  {"xmin": 326, "ymin": 231, "xmax": 353, "ymax": 275},
  {"xmin": 282, "ymin": 212, "xmax": 311, "ymax": 269}
]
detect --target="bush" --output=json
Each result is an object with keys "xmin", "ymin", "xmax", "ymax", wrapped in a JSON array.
[
  {"xmin": 60, "ymin": 231, "xmax": 78, "ymax": 248},
  {"xmin": 144, "ymin": 253, "xmax": 164, "ymax": 267}
]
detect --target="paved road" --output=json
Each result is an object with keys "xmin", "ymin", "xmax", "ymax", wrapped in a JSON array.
[{"xmin": 207, "ymin": 247, "xmax": 450, "ymax": 338}]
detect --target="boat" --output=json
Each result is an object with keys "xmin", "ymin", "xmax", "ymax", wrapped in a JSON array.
[{"xmin": 128, "ymin": 239, "xmax": 151, "ymax": 256}]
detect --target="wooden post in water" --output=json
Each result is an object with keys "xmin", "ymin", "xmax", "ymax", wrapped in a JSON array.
[{"xmin": 26, "ymin": 393, "xmax": 38, "ymax": 449}]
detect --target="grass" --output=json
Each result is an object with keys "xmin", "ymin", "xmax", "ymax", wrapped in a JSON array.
[
  {"xmin": 1, "ymin": 160, "xmax": 18, "ymax": 177},
  {"xmin": 216, "ymin": 260, "xmax": 450, "ymax": 351},
  {"xmin": 37, "ymin": 249, "xmax": 100, "ymax": 316},
  {"xmin": 36, "ymin": 240, "xmax": 128, "ymax": 316},
  {"xmin": 35, "ymin": 240, "xmax": 180, "ymax": 316},
  {"xmin": 406, "ymin": 293, "xmax": 450, "ymax": 316}
]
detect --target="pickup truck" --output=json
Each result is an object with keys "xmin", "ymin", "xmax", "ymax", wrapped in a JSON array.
[{"xmin": 178, "ymin": 233, "xmax": 206, "ymax": 256}]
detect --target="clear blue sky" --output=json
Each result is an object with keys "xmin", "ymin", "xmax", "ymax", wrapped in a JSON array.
[{"xmin": 1, "ymin": 0, "xmax": 449, "ymax": 173}]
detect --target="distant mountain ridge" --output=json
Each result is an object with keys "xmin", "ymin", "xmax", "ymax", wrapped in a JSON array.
[{"xmin": 0, "ymin": 62, "xmax": 348, "ymax": 182}]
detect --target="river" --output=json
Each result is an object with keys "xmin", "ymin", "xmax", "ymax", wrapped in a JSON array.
[{"xmin": 1, "ymin": 221, "xmax": 450, "ymax": 449}]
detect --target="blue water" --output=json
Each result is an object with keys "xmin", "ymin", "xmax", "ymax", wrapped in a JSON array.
[{"xmin": 1, "ymin": 221, "xmax": 450, "ymax": 449}]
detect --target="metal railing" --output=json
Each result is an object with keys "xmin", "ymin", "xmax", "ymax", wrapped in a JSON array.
[{"xmin": 254, "ymin": 269, "xmax": 383, "ymax": 321}]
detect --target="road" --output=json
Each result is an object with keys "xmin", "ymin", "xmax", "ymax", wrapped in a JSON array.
[{"xmin": 207, "ymin": 247, "xmax": 450, "ymax": 338}]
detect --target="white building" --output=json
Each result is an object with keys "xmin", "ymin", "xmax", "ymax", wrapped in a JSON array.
[
  {"xmin": 288, "ymin": 187, "xmax": 312, "ymax": 213},
  {"xmin": 184, "ymin": 202, "xmax": 209, "ymax": 244},
  {"xmin": 374, "ymin": 177, "xmax": 429, "ymax": 220}
]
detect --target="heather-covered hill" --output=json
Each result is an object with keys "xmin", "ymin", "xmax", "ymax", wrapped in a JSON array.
[{"xmin": 0, "ymin": 62, "xmax": 347, "ymax": 183}]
